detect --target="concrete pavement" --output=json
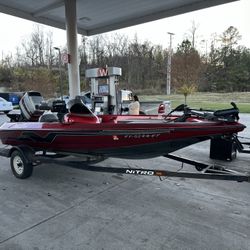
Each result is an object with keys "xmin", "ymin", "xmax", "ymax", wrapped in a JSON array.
[{"xmin": 0, "ymin": 113, "xmax": 249, "ymax": 250}]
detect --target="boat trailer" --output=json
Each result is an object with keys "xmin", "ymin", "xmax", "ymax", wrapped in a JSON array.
[{"xmin": 0, "ymin": 138, "xmax": 249, "ymax": 183}]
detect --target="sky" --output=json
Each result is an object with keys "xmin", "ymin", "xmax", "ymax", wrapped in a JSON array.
[{"xmin": 0, "ymin": 0, "xmax": 249, "ymax": 57}]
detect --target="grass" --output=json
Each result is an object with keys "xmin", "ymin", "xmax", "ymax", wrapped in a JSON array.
[{"xmin": 140, "ymin": 92, "xmax": 250, "ymax": 113}]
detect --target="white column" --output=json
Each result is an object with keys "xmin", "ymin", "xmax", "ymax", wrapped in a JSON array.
[
  {"xmin": 166, "ymin": 32, "xmax": 174, "ymax": 95},
  {"xmin": 64, "ymin": 0, "xmax": 80, "ymax": 98}
]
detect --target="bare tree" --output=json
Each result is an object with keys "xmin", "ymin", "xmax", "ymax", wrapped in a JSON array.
[
  {"xmin": 44, "ymin": 30, "xmax": 55, "ymax": 69},
  {"xmin": 188, "ymin": 20, "xmax": 200, "ymax": 48}
]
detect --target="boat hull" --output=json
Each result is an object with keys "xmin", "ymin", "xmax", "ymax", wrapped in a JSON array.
[{"xmin": 0, "ymin": 118, "xmax": 245, "ymax": 159}]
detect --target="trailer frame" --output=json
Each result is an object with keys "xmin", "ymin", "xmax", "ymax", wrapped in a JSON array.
[{"xmin": 0, "ymin": 145, "xmax": 249, "ymax": 183}]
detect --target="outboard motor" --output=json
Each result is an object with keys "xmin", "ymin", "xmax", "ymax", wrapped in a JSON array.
[
  {"xmin": 19, "ymin": 91, "xmax": 45, "ymax": 121},
  {"xmin": 213, "ymin": 102, "xmax": 239, "ymax": 121}
]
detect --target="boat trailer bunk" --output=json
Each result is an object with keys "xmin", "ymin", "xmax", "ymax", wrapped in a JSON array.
[{"xmin": 0, "ymin": 140, "xmax": 249, "ymax": 183}]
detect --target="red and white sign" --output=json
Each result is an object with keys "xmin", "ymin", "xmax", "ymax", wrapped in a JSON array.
[
  {"xmin": 98, "ymin": 67, "xmax": 108, "ymax": 77},
  {"xmin": 61, "ymin": 53, "xmax": 70, "ymax": 64}
]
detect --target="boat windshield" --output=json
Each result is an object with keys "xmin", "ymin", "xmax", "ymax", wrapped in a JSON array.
[{"xmin": 68, "ymin": 99, "xmax": 93, "ymax": 116}]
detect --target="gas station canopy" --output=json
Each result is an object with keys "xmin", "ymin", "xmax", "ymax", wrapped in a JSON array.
[
  {"xmin": 0, "ymin": 0, "xmax": 237, "ymax": 36},
  {"xmin": 0, "ymin": 0, "xmax": 238, "ymax": 98}
]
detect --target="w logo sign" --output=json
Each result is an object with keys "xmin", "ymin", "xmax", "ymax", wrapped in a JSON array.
[{"xmin": 98, "ymin": 67, "xmax": 108, "ymax": 77}]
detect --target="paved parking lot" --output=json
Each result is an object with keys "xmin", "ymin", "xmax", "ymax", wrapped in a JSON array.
[{"xmin": 0, "ymin": 113, "xmax": 249, "ymax": 250}]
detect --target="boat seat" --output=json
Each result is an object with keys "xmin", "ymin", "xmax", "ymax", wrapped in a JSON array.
[{"xmin": 39, "ymin": 113, "xmax": 58, "ymax": 122}]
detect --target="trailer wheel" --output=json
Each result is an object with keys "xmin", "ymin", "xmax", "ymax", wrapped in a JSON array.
[{"xmin": 10, "ymin": 150, "xmax": 33, "ymax": 179}]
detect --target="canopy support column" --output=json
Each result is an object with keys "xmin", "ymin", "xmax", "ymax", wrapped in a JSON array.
[{"xmin": 64, "ymin": 0, "xmax": 80, "ymax": 98}]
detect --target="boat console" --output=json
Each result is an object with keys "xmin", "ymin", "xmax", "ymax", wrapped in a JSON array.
[{"xmin": 64, "ymin": 99, "xmax": 100, "ymax": 123}]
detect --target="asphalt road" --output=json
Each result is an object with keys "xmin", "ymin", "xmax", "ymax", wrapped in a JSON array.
[{"xmin": 0, "ymin": 113, "xmax": 249, "ymax": 250}]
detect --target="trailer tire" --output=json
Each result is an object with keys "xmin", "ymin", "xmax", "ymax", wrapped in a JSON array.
[{"xmin": 10, "ymin": 150, "xmax": 33, "ymax": 179}]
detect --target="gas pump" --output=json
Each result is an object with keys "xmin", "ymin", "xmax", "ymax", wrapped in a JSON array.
[{"xmin": 85, "ymin": 67, "xmax": 122, "ymax": 115}]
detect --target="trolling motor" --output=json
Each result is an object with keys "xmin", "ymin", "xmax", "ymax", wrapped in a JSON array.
[
  {"xmin": 213, "ymin": 102, "xmax": 239, "ymax": 121},
  {"xmin": 163, "ymin": 102, "xmax": 240, "ymax": 123}
]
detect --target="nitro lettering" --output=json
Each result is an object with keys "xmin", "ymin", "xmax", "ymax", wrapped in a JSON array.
[{"xmin": 125, "ymin": 169, "xmax": 154, "ymax": 175}]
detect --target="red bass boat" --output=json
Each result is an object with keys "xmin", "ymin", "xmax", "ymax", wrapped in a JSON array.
[{"xmin": 0, "ymin": 92, "xmax": 245, "ymax": 159}]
